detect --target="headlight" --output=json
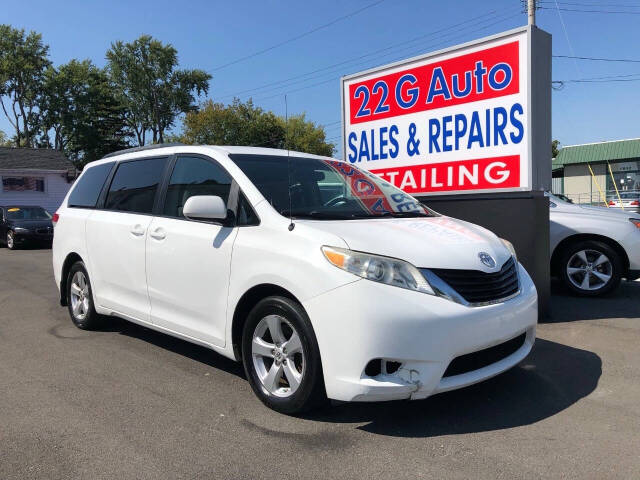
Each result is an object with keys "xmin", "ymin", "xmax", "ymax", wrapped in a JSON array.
[
  {"xmin": 500, "ymin": 238, "xmax": 517, "ymax": 260},
  {"xmin": 630, "ymin": 218, "xmax": 640, "ymax": 229},
  {"xmin": 322, "ymin": 246, "xmax": 435, "ymax": 295},
  {"xmin": 13, "ymin": 227, "xmax": 30, "ymax": 233}
]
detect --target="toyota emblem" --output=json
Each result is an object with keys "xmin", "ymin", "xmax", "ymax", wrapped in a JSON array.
[{"xmin": 478, "ymin": 252, "xmax": 496, "ymax": 268}]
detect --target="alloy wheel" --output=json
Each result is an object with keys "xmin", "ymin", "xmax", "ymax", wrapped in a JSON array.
[
  {"xmin": 251, "ymin": 314, "xmax": 305, "ymax": 398},
  {"xmin": 70, "ymin": 271, "xmax": 90, "ymax": 321},
  {"xmin": 566, "ymin": 249, "xmax": 613, "ymax": 291},
  {"xmin": 7, "ymin": 231, "xmax": 14, "ymax": 249}
]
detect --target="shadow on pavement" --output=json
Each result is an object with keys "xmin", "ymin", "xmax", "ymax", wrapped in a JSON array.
[
  {"xmin": 304, "ymin": 338, "xmax": 601, "ymax": 438},
  {"xmin": 100, "ymin": 311, "xmax": 601, "ymax": 439},
  {"xmin": 104, "ymin": 316, "xmax": 246, "ymax": 378},
  {"xmin": 548, "ymin": 278, "xmax": 640, "ymax": 323}
]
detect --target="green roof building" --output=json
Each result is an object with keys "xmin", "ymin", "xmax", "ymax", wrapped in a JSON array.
[{"xmin": 551, "ymin": 138, "xmax": 640, "ymax": 204}]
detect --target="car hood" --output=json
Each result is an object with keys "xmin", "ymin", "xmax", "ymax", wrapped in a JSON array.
[
  {"xmin": 557, "ymin": 204, "xmax": 640, "ymax": 220},
  {"xmin": 300, "ymin": 216, "xmax": 512, "ymax": 271},
  {"xmin": 7, "ymin": 219, "xmax": 53, "ymax": 229}
]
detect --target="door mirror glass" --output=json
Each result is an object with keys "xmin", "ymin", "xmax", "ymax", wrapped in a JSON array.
[{"xmin": 182, "ymin": 195, "xmax": 227, "ymax": 221}]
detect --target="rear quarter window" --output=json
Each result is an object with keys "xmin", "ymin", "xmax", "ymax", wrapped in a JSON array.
[
  {"xmin": 104, "ymin": 157, "xmax": 167, "ymax": 214},
  {"xmin": 68, "ymin": 162, "xmax": 114, "ymax": 208}
]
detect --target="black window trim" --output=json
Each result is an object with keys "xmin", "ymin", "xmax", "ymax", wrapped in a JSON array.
[
  {"xmin": 98, "ymin": 155, "xmax": 172, "ymax": 216},
  {"xmin": 68, "ymin": 161, "xmax": 117, "ymax": 210},
  {"xmin": 154, "ymin": 152, "xmax": 260, "ymax": 227}
]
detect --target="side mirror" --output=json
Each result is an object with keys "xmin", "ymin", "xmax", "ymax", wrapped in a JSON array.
[{"xmin": 183, "ymin": 195, "xmax": 227, "ymax": 221}]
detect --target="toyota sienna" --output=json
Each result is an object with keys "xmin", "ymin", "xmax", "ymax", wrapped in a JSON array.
[{"xmin": 53, "ymin": 144, "xmax": 538, "ymax": 414}]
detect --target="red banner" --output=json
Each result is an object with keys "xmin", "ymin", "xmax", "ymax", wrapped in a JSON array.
[
  {"xmin": 348, "ymin": 42, "xmax": 520, "ymax": 124},
  {"xmin": 370, "ymin": 155, "xmax": 520, "ymax": 194}
]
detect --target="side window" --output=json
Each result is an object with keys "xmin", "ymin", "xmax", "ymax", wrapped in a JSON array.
[
  {"xmin": 237, "ymin": 192, "xmax": 259, "ymax": 226},
  {"xmin": 316, "ymin": 168, "xmax": 347, "ymax": 204},
  {"xmin": 68, "ymin": 162, "xmax": 114, "ymax": 208},
  {"xmin": 163, "ymin": 156, "xmax": 232, "ymax": 218},
  {"xmin": 104, "ymin": 157, "xmax": 167, "ymax": 214}
]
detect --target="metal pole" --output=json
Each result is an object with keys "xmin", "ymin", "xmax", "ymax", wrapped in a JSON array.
[{"xmin": 528, "ymin": 0, "xmax": 536, "ymax": 26}]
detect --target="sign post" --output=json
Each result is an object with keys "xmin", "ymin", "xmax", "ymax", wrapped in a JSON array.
[{"xmin": 342, "ymin": 26, "xmax": 551, "ymax": 317}]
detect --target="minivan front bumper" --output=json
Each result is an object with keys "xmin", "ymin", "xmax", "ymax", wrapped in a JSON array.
[{"xmin": 304, "ymin": 263, "xmax": 538, "ymax": 402}]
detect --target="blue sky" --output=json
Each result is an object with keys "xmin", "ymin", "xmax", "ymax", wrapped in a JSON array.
[{"xmin": 2, "ymin": 0, "xmax": 639, "ymax": 156}]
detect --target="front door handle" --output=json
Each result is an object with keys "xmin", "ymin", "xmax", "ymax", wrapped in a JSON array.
[
  {"xmin": 149, "ymin": 227, "xmax": 166, "ymax": 240},
  {"xmin": 130, "ymin": 224, "xmax": 146, "ymax": 236}
]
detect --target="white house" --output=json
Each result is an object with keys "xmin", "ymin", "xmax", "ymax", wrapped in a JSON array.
[{"xmin": 0, "ymin": 147, "xmax": 76, "ymax": 213}]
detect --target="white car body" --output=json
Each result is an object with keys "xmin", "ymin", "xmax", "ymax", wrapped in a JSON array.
[
  {"xmin": 549, "ymin": 194, "xmax": 640, "ymax": 281},
  {"xmin": 53, "ymin": 145, "xmax": 537, "ymax": 404}
]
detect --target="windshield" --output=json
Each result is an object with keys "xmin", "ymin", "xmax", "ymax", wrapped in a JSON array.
[
  {"xmin": 229, "ymin": 154, "xmax": 437, "ymax": 219},
  {"xmin": 546, "ymin": 192, "xmax": 572, "ymax": 205},
  {"xmin": 5, "ymin": 206, "xmax": 51, "ymax": 220}
]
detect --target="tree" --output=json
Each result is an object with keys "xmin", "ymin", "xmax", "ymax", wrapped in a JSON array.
[
  {"xmin": 106, "ymin": 35, "xmax": 211, "ymax": 145},
  {"xmin": 0, "ymin": 130, "xmax": 13, "ymax": 146},
  {"xmin": 281, "ymin": 114, "xmax": 334, "ymax": 157},
  {"xmin": 179, "ymin": 98, "xmax": 335, "ymax": 156},
  {"xmin": 180, "ymin": 99, "xmax": 283, "ymax": 147},
  {"xmin": 40, "ymin": 60, "xmax": 130, "ymax": 167},
  {"xmin": 552, "ymin": 139, "xmax": 561, "ymax": 158},
  {"xmin": 0, "ymin": 25, "xmax": 51, "ymax": 147}
]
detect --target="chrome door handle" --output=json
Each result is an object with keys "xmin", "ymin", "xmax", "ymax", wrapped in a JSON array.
[
  {"xmin": 130, "ymin": 225, "xmax": 146, "ymax": 236},
  {"xmin": 149, "ymin": 228, "xmax": 166, "ymax": 240}
]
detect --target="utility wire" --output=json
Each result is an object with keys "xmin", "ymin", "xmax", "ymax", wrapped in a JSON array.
[
  {"xmin": 209, "ymin": 0, "xmax": 386, "ymax": 72},
  {"xmin": 538, "ymin": 1, "xmax": 640, "ymax": 6},
  {"xmin": 540, "ymin": 6, "xmax": 640, "ymax": 13},
  {"xmin": 220, "ymin": 9, "xmax": 522, "ymax": 104},
  {"xmin": 553, "ymin": 54, "xmax": 640, "ymax": 63},
  {"xmin": 552, "ymin": 0, "xmax": 581, "ymax": 77},
  {"xmin": 213, "ymin": 7, "xmax": 520, "ymax": 101}
]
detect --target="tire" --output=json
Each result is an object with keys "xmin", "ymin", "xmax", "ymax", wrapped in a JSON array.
[
  {"xmin": 6, "ymin": 231, "xmax": 16, "ymax": 250},
  {"xmin": 559, "ymin": 240, "xmax": 623, "ymax": 296},
  {"xmin": 66, "ymin": 261, "xmax": 103, "ymax": 329},
  {"xmin": 242, "ymin": 296, "xmax": 326, "ymax": 414}
]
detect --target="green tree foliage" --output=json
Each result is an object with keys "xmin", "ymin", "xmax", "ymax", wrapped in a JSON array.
[
  {"xmin": 281, "ymin": 114, "xmax": 334, "ymax": 157},
  {"xmin": 41, "ymin": 60, "xmax": 130, "ymax": 167},
  {"xmin": 0, "ymin": 129, "xmax": 13, "ymax": 146},
  {"xmin": 0, "ymin": 25, "xmax": 51, "ymax": 147},
  {"xmin": 180, "ymin": 99, "xmax": 283, "ymax": 147},
  {"xmin": 106, "ymin": 35, "xmax": 211, "ymax": 145},
  {"xmin": 180, "ymin": 99, "xmax": 335, "ymax": 156},
  {"xmin": 552, "ymin": 139, "xmax": 561, "ymax": 158}
]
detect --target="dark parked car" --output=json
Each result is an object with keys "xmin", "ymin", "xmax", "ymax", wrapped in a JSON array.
[{"xmin": 0, "ymin": 205, "xmax": 54, "ymax": 250}]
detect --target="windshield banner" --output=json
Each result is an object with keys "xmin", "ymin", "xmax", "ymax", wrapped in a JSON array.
[{"xmin": 323, "ymin": 160, "xmax": 426, "ymax": 214}]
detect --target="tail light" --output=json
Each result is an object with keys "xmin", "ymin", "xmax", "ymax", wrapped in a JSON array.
[
  {"xmin": 608, "ymin": 200, "xmax": 615, "ymax": 206},
  {"xmin": 52, "ymin": 212, "xmax": 59, "ymax": 226},
  {"xmin": 631, "ymin": 200, "xmax": 639, "ymax": 206}
]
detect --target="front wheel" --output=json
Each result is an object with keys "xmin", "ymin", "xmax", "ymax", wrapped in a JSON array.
[
  {"xmin": 242, "ymin": 296, "xmax": 326, "ymax": 414},
  {"xmin": 559, "ymin": 240, "xmax": 622, "ymax": 296},
  {"xmin": 6, "ymin": 231, "xmax": 16, "ymax": 250}
]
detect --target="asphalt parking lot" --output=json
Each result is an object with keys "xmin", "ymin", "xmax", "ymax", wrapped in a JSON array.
[{"xmin": 1, "ymin": 248, "xmax": 639, "ymax": 479}]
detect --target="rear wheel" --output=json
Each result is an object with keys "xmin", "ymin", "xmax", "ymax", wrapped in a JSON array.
[
  {"xmin": 559, "ymin": 240, "xmax": 622, "ymax": 296},
  {"xmin": 66, "ymin": 261, "xmax": 103, "ymax": 329},
  {"xmin": 242, "ymin": 296, "xmax": 325, "ymax": 414}
]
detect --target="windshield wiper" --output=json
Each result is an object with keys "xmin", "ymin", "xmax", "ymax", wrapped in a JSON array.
[{"xmin": 373, "ymin": 211, "xmax": 431, "ymax": 218}]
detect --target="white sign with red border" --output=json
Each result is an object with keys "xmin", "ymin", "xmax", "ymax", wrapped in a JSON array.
[{"xmin": 341, "ymin": 27, "xmax": 547, "ymax": 196}]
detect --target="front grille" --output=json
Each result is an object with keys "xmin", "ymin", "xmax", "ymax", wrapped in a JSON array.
[
  {"xmin": 430, "ymin": 257, "xmax": 519, "ymax": 304},
  {"xmin": 443, "ymin": 333, "xmax": 526, "ymax": 377}
]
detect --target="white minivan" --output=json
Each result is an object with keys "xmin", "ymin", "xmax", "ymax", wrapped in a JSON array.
[{"xmin": 53, "ymin": 145, "xmax": 537, "ymax": 414}]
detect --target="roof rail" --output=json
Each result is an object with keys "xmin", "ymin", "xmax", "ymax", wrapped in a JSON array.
[{"xmin": 102, "ymin": 142, "xmax": 186, "ymax": 159}]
